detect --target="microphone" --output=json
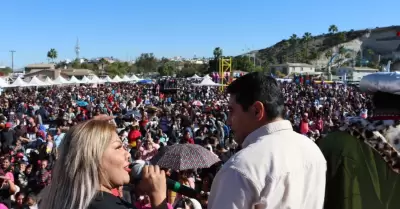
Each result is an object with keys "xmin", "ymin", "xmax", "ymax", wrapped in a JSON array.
[{"xmin": 130, "ymin": 162, "xmax": 198, "ymax": 198}]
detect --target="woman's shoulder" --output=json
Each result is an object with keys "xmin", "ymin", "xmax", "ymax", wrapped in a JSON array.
[{"xmin": 88, "ymin": 191, "xmax": 136, "ymax": 209}]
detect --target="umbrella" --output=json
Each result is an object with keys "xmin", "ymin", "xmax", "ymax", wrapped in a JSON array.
[
  {"xmin": 76, "ymin": 101, "xmax": 88, "ymax": 107},
  {"xmin": 150, "ymin": 144, "xmax": 220, "ymax": 171},
  {"xmin": 192, "ymin": 100, "xmax": 203, "ymax": 106}
]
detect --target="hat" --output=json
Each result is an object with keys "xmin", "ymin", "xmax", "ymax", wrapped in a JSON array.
[
  {"xmin": 5, "ymin": 122, "xmax": 12, "ymax": 128},
  {"xmin": 360, "ymin": 72, "xmax": 400, "ymax": 95}
]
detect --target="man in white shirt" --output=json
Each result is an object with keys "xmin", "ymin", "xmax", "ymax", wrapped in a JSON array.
[{"xmin": 208, "ymin": 72, "xmax": 326, "ymax": 209}]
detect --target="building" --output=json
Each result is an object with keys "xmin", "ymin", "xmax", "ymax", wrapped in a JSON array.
[
  {"xmin": 270, "ymin": 63, "xmax": 316, "ymax": 75},
  {"xmin": 23, "ymin": 68, "xmax": 95, "ymax": 81},
  {"xmin": 335, "ymin": 66, "xmax": 379, "ymax": 81},
  {"xmin": 25, "ymin": 63, "xmax": 56, "ymax": 73}
]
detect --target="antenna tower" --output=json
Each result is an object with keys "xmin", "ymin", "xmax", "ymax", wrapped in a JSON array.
[{"xmin": 75, "ymin": 38, "xmax": 80, "ymax": 60}]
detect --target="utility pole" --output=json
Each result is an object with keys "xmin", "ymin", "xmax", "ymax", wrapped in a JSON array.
[{"xmin": 9, "ymin": 50, "xmax": 16, "ymax": 71}]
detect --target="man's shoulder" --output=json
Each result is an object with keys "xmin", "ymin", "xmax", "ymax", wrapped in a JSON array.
[{"xmin": 225, "ymin": 131, "xmax": 325, "ymax": 178}]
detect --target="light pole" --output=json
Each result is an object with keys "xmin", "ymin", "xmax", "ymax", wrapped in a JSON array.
[{"xmin": 9, "ymin": 50, "xmax": 16, "ymax": 71}]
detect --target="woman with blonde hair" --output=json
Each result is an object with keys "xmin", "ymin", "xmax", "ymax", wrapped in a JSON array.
[{"xmin": 39, "ymin": 117, "xmax": 169, "ymax": 209}]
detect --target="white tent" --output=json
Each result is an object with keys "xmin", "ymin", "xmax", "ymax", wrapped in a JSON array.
[
  {"xmin": 191, "ymin": 74, "xmax": 201, "ymax": 79},
  {"xmin": 130, "ymin": 74, "xmax": 141, "ymax": 81},
  {"xmin": 112, "ymin": 75, "xmax": 123, "ymax": 82},
  {"xmin": 9, "ymin": 77, "xmax": 29, "ymax": 87},
  {"xmin": 122, "ymin": 75, "xmax": 131, "ymax": 82},
  {"xmin": 28, "ymin": 76, "xmax": 47, "ymax": 86},
  {"xmin": 80, "ymin": 76, "xmax": 91, "ymax": 83},
  {"xmin": 193, "ymin": 77, "xmax": 223, "ymax": 86},
  {"xmin": 102, "ymin": 76, "xmax": 113, "ymax": 82},
  {"xmin": 53, "ymin": 76, "xmax": 69, "ymax": 85},
  {"xmin": 69, "ymin": 76, "xmax": 81, "ymax": 84},
  {"xmin": 88, "ymin": 75, "xmax": 104, "ymax": 84},
  {"xmin": 203, "ymin": 74, "xmax": 212, "ymax": 80},
  {"xmin": 44, "ymin": 77, "xmax": 54, "ymax": 85},
  {"xmin": 0, "ymin": 77, "xmax": 9, "ymax": 87}
]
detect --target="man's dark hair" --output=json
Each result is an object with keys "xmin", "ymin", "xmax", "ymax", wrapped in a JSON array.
[{"xmin": 227, "ymin": 72, "xmax": 284, "ymax": 121}]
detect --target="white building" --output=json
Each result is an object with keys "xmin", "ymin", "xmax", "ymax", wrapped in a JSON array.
[{"xmin": 270, "ymin": 63, "xmax": 316, "ymax": 75}]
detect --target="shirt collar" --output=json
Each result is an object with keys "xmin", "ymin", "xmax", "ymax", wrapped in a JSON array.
[{"xmin": 242, "ymin": 120, "xmax": 293, "ymax": 148}]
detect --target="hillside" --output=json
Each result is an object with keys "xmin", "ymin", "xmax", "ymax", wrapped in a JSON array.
[{"xmin": 250, "ymin": 25, "xmax": 400, "ymax": 69}]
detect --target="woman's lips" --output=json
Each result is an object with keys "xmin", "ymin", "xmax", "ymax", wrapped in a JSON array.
[{"xmin": 124, "ymin": 166, "xmax": 131, "ymax": 173}]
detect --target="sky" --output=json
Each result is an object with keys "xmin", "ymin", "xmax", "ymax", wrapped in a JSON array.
[{"xmin": 0, "ymin": 0, "xmax": 399, "ymax": 69}]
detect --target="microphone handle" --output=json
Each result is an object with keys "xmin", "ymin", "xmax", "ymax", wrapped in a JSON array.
[{"xmin": 166, "ymin": 178, "xmax": 198, "ymax": 198}]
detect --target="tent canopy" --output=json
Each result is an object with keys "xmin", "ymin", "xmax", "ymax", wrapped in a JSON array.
[
  {"xmin": 130, "ymin": 74, "xmax": 141, "ymax": 81},
  {"xmin": 0, "ymin": 77, "xmax": 9, "ymax": 88},
  {"xmin": 28, "ymin": 76, "xmax": 47, "ymax": 86},
  {"xmin": 122, "ymin": 75, "xmax": 131, "ymax": 81},
  {"xmin": 69, "ymin": 76, "xmax": 81, "ymax": 84},
  {"xmin": 193, "ymin": 77, "xmax": 223, "ymax": 86},
  {"xmin": 9, "ymin": 77, "xmax": 28, "ymax": 87},
  {"xmin": 103, "ymin": 76, "xmax": 113, "ymax": 82},
  {"xmin": 53, "ymin": 76, "xmax": 69, "ymax": 85},
  {"xmin": 112, "ymin": 75, "xmax": 123, "ymax": 82},
  {"xmin": 89, "ymin": 75, "xmax": 104, "ymax": 84},
  {"xmin": 44, "ymin": 77, "xmax": 54, "ymax": 85},
  {"xmin": 191, "ymin": 74, "xmax": 201, "ymax": 79},
  {"xmin": 80, "ymin": 76, "xmax": 91, "ymax": 83}
]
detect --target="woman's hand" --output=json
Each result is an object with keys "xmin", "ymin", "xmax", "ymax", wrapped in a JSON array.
[{"xmin": 137, "ymin": 165, "xmax": 167, "ymax": 207}]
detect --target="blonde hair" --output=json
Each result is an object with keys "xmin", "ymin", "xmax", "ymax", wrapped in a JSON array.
[{"xmin": 39, "ymin": 120, "xmax": 117, "ymax": 209}]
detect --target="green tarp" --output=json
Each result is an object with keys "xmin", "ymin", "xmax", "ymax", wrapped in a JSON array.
[{"xmin": 319, "ymin": 132, "xmax": 400, "ymax": 209}]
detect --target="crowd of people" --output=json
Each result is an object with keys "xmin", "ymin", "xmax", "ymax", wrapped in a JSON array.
[{"xmin": 0, "ymin": 75, "xmax": 370, "ymax": 209}]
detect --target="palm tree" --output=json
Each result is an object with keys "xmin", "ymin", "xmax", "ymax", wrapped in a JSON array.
[
  {"xmin": 302, "ymin": 32, "xmax": 312, "ymax": 61},
  {"xmin": 213, "ymin": 47, "xmax": 223, "ymax": 59},
  {"xmin": 47, "ymin": 48, "xmax": 58, "ymax": 63},
  {"xmin": 98, "ymin": 58, "xmax": 109, "ymax": 75},
  {"xmin": 328, "ymin": 25, "xmax": 338, "ymax": 34},
  {"xmin": 289, "ymin": 34, "xmax": 298, "ymax": 62}
]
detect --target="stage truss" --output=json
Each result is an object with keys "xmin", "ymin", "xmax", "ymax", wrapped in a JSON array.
[{"xmin": 219, "ymin": 57, "xmax": 232, "ymax": 91}]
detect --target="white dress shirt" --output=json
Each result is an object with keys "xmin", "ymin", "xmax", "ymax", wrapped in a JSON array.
[{"xmin": 208, "ymin": 120, "xmax": 326, "ymax": 209}]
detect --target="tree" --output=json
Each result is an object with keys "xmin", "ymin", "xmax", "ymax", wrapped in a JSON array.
[
  {"xmin": 157, "ymin": 62, "xmax": 176, "ymax": 76},
  {"xmin": 0, "ymin": 67, "xmax": 13, "ymax": 75},
  {"xmin": 135, "ymin": 53, "xmax": 158, "ymax": 73},
  {"xmin": 289, "ymin": 34, "xmax": 298, "ymax": 62},
  {"xmin": 302, "ymin": 32, "xmax": 312, "ymax": 61},
  {"xmin": 98, "ymin": 58, "xmax": 109, "ymax": 75},
  {"xmin": 233, "ymin": 56, "xmax": 255, "ymax": 72},
  {"xmin": 71, "ymin": 59, "xmax": 81, "ymax": 69},
  {"xmin": 177, "ymin": 62, "xmax": 202, "ymax": 77},
  {"xmin": 337, "ymin": 32, "xmax": 347, "ymax": 42},
  {"xmin": 213, "ymin": 47, "xmax": 223, "ymax": 59},
  {"xmin": 338, "ymin": 46, "xmax": 346, "ymax": 58},
  {"xmin": 325, "ymin": 50, "xmax": 333, "ymax": 60},
  {"xmin": 106, "ymin": 62, "xmax": 130, "ymax": 77},
  {"xmin": 47, "ymin": 48, "xmax": 58, "ymax": 63},
  {"xmin": 328, "ymin": 25, "xmax": 338, "ymax": 34}
]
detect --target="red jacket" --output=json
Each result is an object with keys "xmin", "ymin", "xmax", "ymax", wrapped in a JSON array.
[{"xmin": 128, "ymin": 130, "xmax": 141, "ymax": 147}]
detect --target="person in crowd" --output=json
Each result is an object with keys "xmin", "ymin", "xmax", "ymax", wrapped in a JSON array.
[{"xmin": 208, "ymin": 72, "xmax": 327, "ymax": 209}]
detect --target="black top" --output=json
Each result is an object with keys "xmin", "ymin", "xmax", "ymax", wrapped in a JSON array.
[{"xmin": 88, "ymin": 191, "xmax": 136, "ymax": 209}]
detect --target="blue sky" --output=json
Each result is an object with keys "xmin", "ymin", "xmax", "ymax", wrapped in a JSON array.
[{"xmin": 0, "ymin": 0, "xmax": 398, "ymax": 69}]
